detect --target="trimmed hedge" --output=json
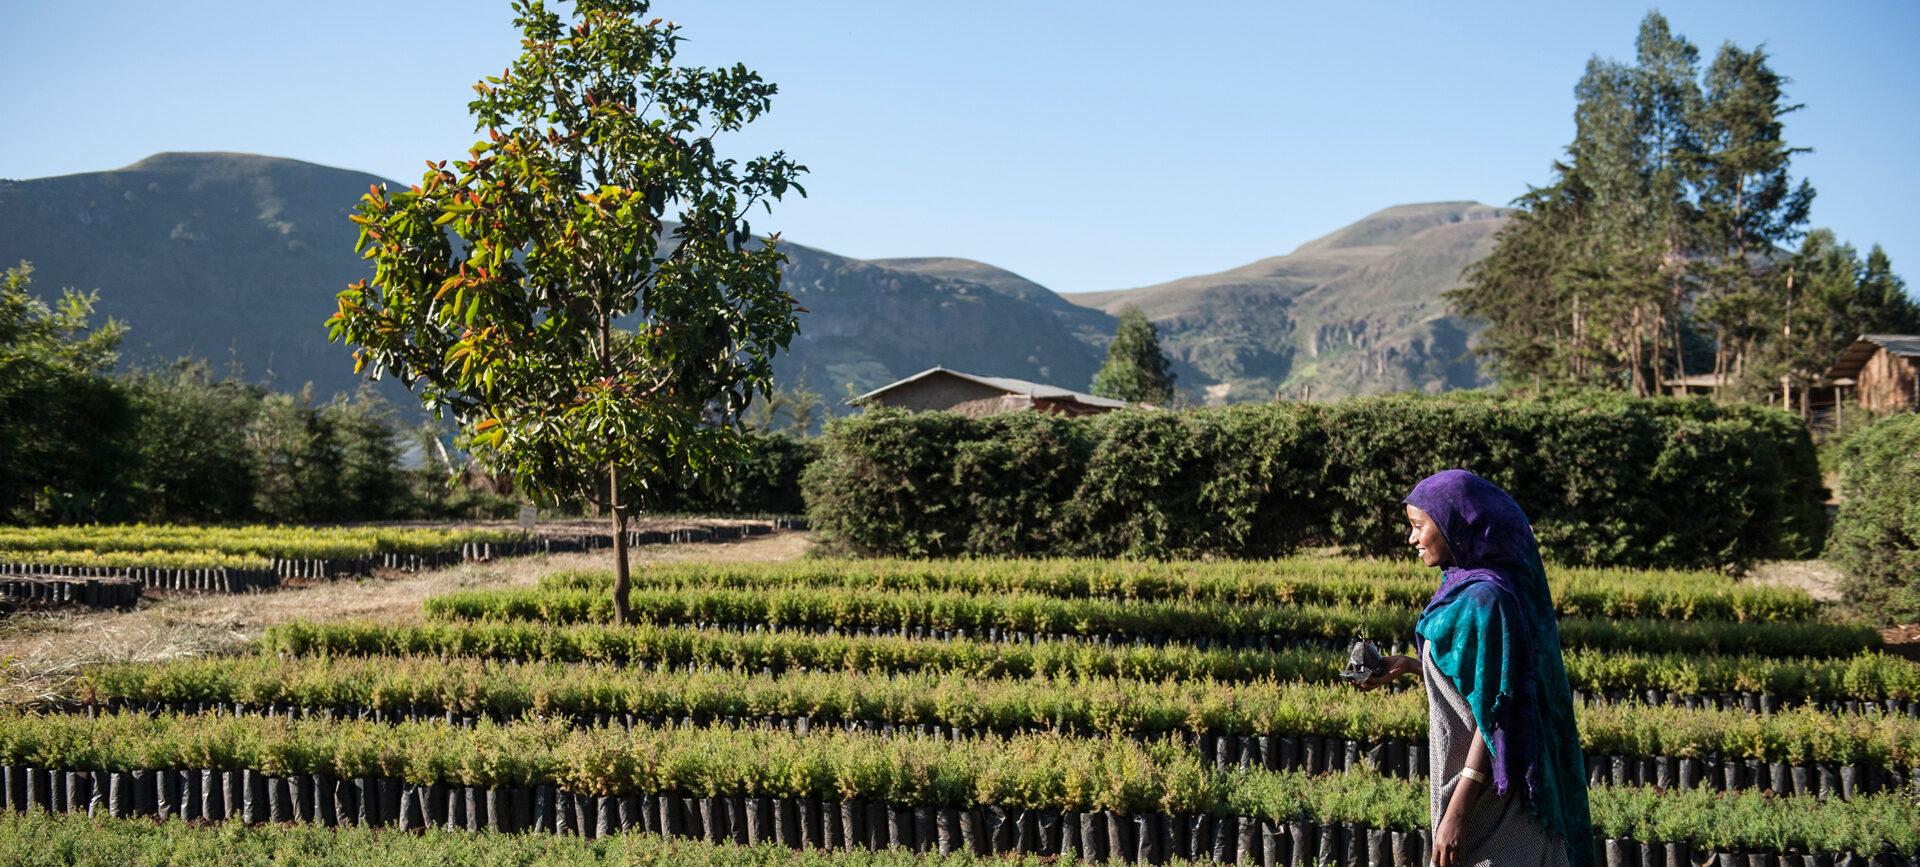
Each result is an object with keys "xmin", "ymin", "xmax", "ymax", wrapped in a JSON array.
[
  {"xmin": 802, "ymin": 394, "xmax": 1825, "ymax": 568},
  {"xmin": 1829, "ymin": 412, "xmax": 1920, "ymax": 623}
]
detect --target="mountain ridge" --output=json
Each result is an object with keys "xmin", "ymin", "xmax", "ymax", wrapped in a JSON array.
[{"xmin": 0, "ymin": 152, "xmax": 1504, "ymax": 409}]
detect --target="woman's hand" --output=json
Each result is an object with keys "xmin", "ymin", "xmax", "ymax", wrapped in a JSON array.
[
  {"xmin": 1433, "ymin": 728, "xmax": 1493, "ymax": 867},
  {"xmin": 1432, "ymin": 811, "xmax": 1466, "ymax": 867},
  {"xmin": 1354, "ymin": 655, "xmax": 1418, "ymax": 691}
]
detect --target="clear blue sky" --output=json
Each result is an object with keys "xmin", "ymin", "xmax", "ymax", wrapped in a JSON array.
[{"xmin": 5, "ymin": 1, "xmax": 1915, "ymax": 295}]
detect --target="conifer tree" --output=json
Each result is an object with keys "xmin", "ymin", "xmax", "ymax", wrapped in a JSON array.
[{"xmin": 1091, "ymin": 305, "xmax": 1176, "ymax": 405}]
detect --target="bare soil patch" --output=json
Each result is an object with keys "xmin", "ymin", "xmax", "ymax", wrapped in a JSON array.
[
  {"xmin": 0, "ymin": 529, "xmax": 811, "ymax": 707},
  {"xmin": 1740, "ymin": 560, "xmax": 1920, "ymax": 661},
  {"xmin": 1741, "ymin": 559, "xmax": 1845, "ymax": 603}
]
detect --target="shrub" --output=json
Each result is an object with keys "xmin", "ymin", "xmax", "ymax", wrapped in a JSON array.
[
  {"xmin": 803, "ymin": 393, "xmax": 1825, "ymax": 568},
  {"xmin": 1828, "ymin": 412, "xmax": 1920, "ymax": 623}
]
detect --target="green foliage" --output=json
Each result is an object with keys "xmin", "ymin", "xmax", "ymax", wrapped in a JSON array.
[
  {"xmin": 646, "ymin": 433, "xmax": 817, "ymax": 515},
  {"xmin": 328, "ymin": 0, "xmax": 804, "ymax": 515},
  {"xmin": 79, "ymin": 654, "xmax": 1920, "ymax": 769},
  {"xmin": 1449, "ymin": 13, "xmax": 1862, "ymax": 401},
  {"xmin": 263, "ymin": 618, "xmax": 1920, "ymax": 704},
  {"xmin": 1089, "ymin": 305, "xmax": 1175, "ymax": 405},
  {"xmin": 0, "ymin": 262, "xmax": 135, "ymax": 523},
  {"xmin": 1827, "ymin": 412, "xmax": 1920, "ymax": 623},
  {"xmin": 328, "ymin": 0, "xmax": 806, "ymax": 623},
  {"xmin": 424, "ymin": 580, "xmax": 1875, "ymax": 659},
  {"xmin": 5, "ymin": 713, "xmax": 1918, "ymax": 856},
  {"xmin": 537, "ymin": 556, "xmax": 1823, "ymax": 623},
  {"xmin": 0, "ymin": 523, "xmax": 529, "ymax": 564},
  {"xmin": 804, "ymin": 393, "xmax": 1825, "ymax": 569},
  {"xmin": 118, "ymin": 361, "xmax": 259, "ymax": 522}
]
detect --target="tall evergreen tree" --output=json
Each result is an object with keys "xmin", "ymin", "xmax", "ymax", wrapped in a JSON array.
[
  {"xmin": 1449, "ymin": 12, "xmax": 1871, "ymax": 403},
  {"xmin": 1690, "ymin": 42, "xmax": 1816, "ymax": 389},
  {"xmin": 1091, "ymin": 305, "xmax": 1176, "ymax": 405}
]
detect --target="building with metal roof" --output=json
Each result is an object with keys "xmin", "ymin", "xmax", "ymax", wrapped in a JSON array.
[
  {"xmin": 1824, "ymin": 335, "xmax": 1920, "ymax": 413},
  {"xmin": 850, "ymin": 367, "xmax": 1140, "ymax": 417}
]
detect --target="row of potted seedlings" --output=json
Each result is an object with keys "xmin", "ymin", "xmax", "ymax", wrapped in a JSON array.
[
  {"xmin": 254, "ymin": 619, "xmax": 1920, "ymax": 712},
  {"xmin": 2, "ymin": 711, "xmax": 1913, "ymax": 866},
  {"xmin": 535, "ymin": 558, "xmax": 1820, "ymax": 623},
  {"xmin": 423, "ymin": 585, "xmax": 1882, "ymax": 659},
  {"xmin": 0, "ymin": 576, "xmax": 141, "ymax": 610}
]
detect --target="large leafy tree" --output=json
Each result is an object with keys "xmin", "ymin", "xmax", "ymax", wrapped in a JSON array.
[
  {"xmin": 329, "ymin": 0, "xmax": 806, "ymax": 622},
  {"xmin": 1090, "ymin": 305, "xmax": 1176, "ymax": 405}
]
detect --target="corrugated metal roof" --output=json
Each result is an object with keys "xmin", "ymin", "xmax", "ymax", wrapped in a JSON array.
[
  {"xmin": 852, "ymin": 366, "xmax": 1133, "ymax": 409},
  {"xmin": 1825, "ymin": 334, "xmax": 1920, "ymax": 379}
]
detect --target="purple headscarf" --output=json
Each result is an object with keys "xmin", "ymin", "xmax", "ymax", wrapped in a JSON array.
[{"xmin": 1405, "ymin": 470, "xmax": 1592, "ymax": 865}]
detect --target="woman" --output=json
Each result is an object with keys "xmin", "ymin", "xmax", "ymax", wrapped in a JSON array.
[{"xmin": 1357, "ymin": 469, "xmax": 1593, "ymax": 867}]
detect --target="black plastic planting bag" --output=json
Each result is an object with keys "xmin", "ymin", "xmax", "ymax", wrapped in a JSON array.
[
  {"xmin": 914, "ymin": 805, "xmax": 935, "ymax": 854},
  {"xmin": 839, "ymin": 799, "xmax": 865, "ymax": 850},
  {"xmin": 154, "ymin": 769, "xmax": 175, "ymax": 819},
  {"xmin": 266, "ymin": 775, "xmax": 291, "ymax": 823},
  {"xmin": 1288, "ymin": 821, "xmax": 1317, "ymax": 867},
  {"xmin": 1080, "ymin": 812, "xmax": 1107, "ymax": 863},
  {"xmin": 866, "ymin": 802, "xmax": 886, "ymax": 852},
  {"xmin": 398, "ymin": 785, "xmax": 423, "ymax": 832},
  {"xmin": 243, "ymin": 770, "xmax": 267, "ymax": 824},
  {"xmin": 657, "ymin": 792, "xmax": 685, "ymax": 838},
  {"xmin": 180, "ymin": 770, "xmax": 201, "ymax": 821},
  {"xmin": 1369, "ymin": 827, "xmax": 1392, "ymax": 867},
  {"xmin": 553, "ymin": 787, "xmax": 574, "ymax": 836},
  {"xmin": 493, "ymin": 789, "xmax": 514, "ymax": 833},
  {"xmin": 1236, "ymin": 815, "xmax": 1262, "ymax": 864},
  {"xmin": 225, "ymin": 770, "xmax": 244, "ymax": 821},
  {"xmin": 575, "ymin": 792, "xmax": 595, "ymax": 838},
  {"xmin": 887, "ymin": 804, "xmax": 912, "ymax": 851},
  {"xmin": 984, "ymin": 804, "xmax": 1013, "ymax": 852},
  {"xmin": 778, "ymin": 798, "xmax": 802, "ymax": 848},
  {"xmin": 110, "ymin": 771, "xmax": 134, "ymax": 819},
  {"xmin": 1038, "ymin": 810, "xmax": 1063, "ymax": 856},
  {"xmin": 199, "ymin": 770, "xmax": 222, "ymax": 821},
  {"xmin": 1134, "ymin": 813, "xmax": 1162, "ymax": 864},
  {"xmin": 597, "ymin": 795, "xmax": 617, "ymax": 838},
  {"xmin": 701, "ymin": 796, "xmax": 725, "ymax": 844},
  {"xmin": 532, "ymin": 786, "xmax": 556, "ymax": 834},
  {"xmin": 800, "ymin": 798, "xmax": 823, "ymax": 848},
  {"xmin": 821, "ymin": 798, "xmax": 845, "ymax": 849},
  {"xmin": 618, "ymin": 794, "xmax": 642, "ymax": 834}
]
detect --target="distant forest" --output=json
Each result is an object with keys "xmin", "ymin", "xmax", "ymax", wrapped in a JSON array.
[{"xmin": 1450, "ymin": 12, "xmax": 1920, "ymax": 402}]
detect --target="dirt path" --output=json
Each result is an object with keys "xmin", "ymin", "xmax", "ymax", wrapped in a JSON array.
[{"xmin": 0, "ymin": 531, "xmax": 811, "ymax": 706}]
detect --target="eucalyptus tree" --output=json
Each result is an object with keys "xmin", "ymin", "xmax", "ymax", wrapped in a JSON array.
[
  {"xmin": 329, "ymin": 0, "xmax": 806, "ymax": 623},
  {"xmin": 1689, "ymin": 42, "xmax": 1815, "ymax": 388}
]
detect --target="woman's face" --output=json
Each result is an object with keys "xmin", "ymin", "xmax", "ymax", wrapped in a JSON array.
[{"xmin": 1406, "ymin": 504, "xmax": 1454, "ymax": 568}]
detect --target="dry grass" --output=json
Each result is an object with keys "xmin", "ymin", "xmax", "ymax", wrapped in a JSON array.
[{"xmin": 0, "ymin": 530, "xmax": 811, "ymax": 707}]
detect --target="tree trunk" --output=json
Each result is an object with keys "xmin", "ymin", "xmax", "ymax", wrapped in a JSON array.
[{"xmin": 610, "ymin": 463, "xmax": 632, "ymax": 626}]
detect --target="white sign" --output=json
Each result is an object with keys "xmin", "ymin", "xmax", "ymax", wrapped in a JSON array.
[{"xmin": 518, "ymin": 504, "xmax": 537, "ymax": 531}]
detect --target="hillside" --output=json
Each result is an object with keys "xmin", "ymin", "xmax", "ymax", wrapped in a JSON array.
[
  {"xmin": 0, "ymin": 153, "xmax": 1506, "ymax": 410},
  {"xmin": 0, "ymin": 153, "xmax": 402, "ymax": 405},
  {"xmin": 1066, "ymin": 202, "xmax": 1510, "ymax": 401}
]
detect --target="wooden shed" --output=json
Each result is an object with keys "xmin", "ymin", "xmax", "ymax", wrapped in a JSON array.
[
  {"xmin": 1825, "ymin": 334, "xmax": 1920, "ymax": 413},
  {"xmin": 851, "ymin": 367, "xmax": 1136, "ymax": 417}
]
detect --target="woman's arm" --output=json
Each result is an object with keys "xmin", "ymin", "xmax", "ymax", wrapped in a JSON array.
[
  {"xmin": 1433, "ymin": 728, "xmax": 1494, "ymax": 867},
  {"xmin": 1354, "ymin": 655, "xmax": 1421, "ymax": 691}
]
